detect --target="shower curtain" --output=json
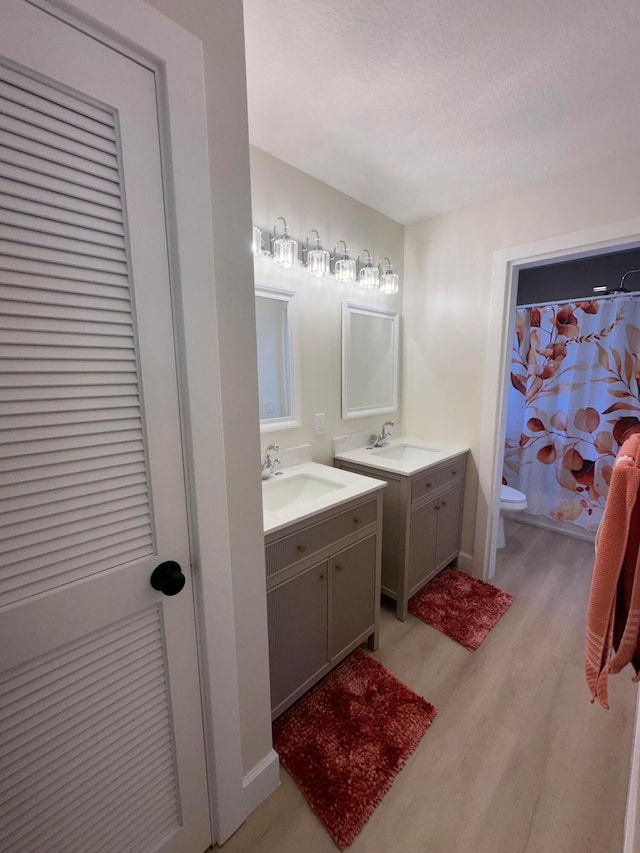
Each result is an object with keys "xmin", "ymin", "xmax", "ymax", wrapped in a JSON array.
[{"xmin": 504, "ymin": 295, "xmax": 640, "ymax": 532}]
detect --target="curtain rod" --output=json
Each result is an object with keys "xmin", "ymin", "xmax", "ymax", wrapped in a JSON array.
[{"xmin": 517, "ymin": 289, "xmax": 640, "ymax": 311}]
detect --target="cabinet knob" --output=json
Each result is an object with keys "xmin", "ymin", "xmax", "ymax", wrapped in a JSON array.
[
  {"xmin": 434, "ymin": 505, "xmax": 440, "ymax": 511},
  {"xmin": 353, "ymin": 517, "xmax": 360, "ymax": 525},
  {"xmin": 335, "ymin": 563, "xmax": 343, "ymax": 572},
  {"xmin": 425, "ymin": 482, "xmax": 432, "ymax": 489},
  {"xmin": 451, "ymin": 470, "xmax": 457, "ymax": 476},
  {"xmin": 319, "ymin": 572, "xmax": 325, "ymax": 581},
  {"xmin": 441, "ymin": 500, "xmax": 447, "ymax": 507},
  {"xmin": 296, "ymin": 543, "xmax": 307, "ymax": 553}
]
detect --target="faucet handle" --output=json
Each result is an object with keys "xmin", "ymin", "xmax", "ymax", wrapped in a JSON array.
[
  {"xmin": 261, "ymin": 443, "xmax": 280, "ymax": 478},
  {"xmin": 263, "ymin": 442, "xmax": 279, "ymax": 462}
]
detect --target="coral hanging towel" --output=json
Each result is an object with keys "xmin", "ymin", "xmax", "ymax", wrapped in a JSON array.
[
  {"xmin": 585, "ymin": 432, "xmax": 640, "ymax": 709},
  {"xmin": 585, "ymin": 433, "xmax": 640, "ymax": 708}
]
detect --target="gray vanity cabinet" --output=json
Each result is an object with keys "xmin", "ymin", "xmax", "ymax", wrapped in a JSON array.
[
  {"xmin": 407, "ymin": 482, "xmax": 464, "ymax": 594},
  {"xmin": 407, "ymin": 495, "xmax": 440, "ymax": 592},
  {"xmin": 335, "ymin": 453, "xmax": 466, "ymax": 621},
  {"xmin": 330, "ymin": 534, "xmax": 377, "ymax": 661},
  {"xmin": 267, "ymin": 562, "xmax": 328, "ymax": 714},
  {"xmin": 265, "ymin": 491, "xmax": 383, "ymax": 718},
  {"xmin": 434, "ymin": 483, "xmax": 464, "ymax": 567}
]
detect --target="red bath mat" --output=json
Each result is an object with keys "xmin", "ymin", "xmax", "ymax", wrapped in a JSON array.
[
  {"xmin": 409, "ymin": 567, "xmax": 513, "ymax": 651},
  {"xmin": 271, "ymin": 647, "xmax": 437, "ymax": 849}
]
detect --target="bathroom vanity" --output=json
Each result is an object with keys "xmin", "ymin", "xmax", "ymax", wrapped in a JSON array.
[
  {"xmin": 334, "ymin": 440, "xmax": 468, "ymax": 621},
  {"xmin": 262, "ymin": 463, "xmax": 386, "ymax": 718}
]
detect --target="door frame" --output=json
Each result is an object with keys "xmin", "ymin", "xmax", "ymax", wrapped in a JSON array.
[
  {"xmin": 475, "ymin": 215, "xmax": 640, "ymax": 583},
  {"xmin": 29, "ymin": 0, "xmax": 246, "ymax": 842}
]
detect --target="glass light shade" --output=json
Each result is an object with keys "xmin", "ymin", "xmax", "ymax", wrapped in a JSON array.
[
  {"xmin": 307, "ymin": 247, "xmax": 330, "ymax": 277},
  {"xmin": 334, "ymin": 257, "xmax": 357, "ymax": 283},
  {"xmin": 273, "ymin": 235, "xmax": 298, "ymax": 268},
  {"xmin": 252, "ymin": 226, "xmax": 264, "ymax": 256},
  {"xmin": 358, "ymin": 265, "xmax": 380, "ymax": 289},
  {"xmin": 380, "ymin": 271, "xmax": 399, "ymax": 294}
]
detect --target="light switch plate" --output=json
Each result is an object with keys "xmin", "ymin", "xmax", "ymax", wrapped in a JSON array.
[{"xmin": 314, "ymin": 413, "xmax": 326, "ymax": 435}]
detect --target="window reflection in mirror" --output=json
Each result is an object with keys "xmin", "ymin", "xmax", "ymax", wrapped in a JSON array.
[
  {"xmin": 342, "ymin": 303, "xmax": 399, "ymax": 419},
  {"xmin": 255, "ymin": 285, "xmax": 300, "ymax": 432}
]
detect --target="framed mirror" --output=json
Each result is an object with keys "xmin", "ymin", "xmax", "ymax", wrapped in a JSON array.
[
  {"xmin": 255, "ymin": 284, "xmax": 300, "ymax": 432},
  {"xmin": 342, "ymin": 303, "xmax": 399, "ymax": 419}
]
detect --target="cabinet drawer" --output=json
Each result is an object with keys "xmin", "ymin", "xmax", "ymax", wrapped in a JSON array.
[
  {"xmin": 265, "ymin": 499, "xmax": 377, "ymax": 577},
  {"xmin": 410, "ymin": 457, "xmax": 465, "ymax": 504}
]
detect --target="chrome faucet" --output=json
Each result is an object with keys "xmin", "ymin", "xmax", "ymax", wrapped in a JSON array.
[
  {"xmin": 261, "ymin": 443, "xmax": 281, "ymax": 479},
  {"xmin": 370, "ymin": 420, "xmax": 394, "ymax": 448}
]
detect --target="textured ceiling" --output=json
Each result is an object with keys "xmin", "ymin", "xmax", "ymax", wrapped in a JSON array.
[{"xmin": 243, "ymin": 0, "xmax": 640, "ymax": 224}]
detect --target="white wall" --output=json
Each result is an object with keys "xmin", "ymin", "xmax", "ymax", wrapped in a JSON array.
[
  {"xmin": 145, "ymin": 0, "xmax": 273, "ymax": 780},
  {"xmin": 250, "ymin": 147, "xmax": 405, "ymax": 461},
  {"xmin": 137, "ymin": 0, "xmax": 406, "ymax": 793},
  {"xmin": 403, "ymin": 147, "xmax": 640, "ymax": 561}
]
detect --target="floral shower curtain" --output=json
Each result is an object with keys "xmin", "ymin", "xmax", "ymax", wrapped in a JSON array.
[{"xmin": 504, "ymin": 295, "xmax": 640, "ymax": 532}]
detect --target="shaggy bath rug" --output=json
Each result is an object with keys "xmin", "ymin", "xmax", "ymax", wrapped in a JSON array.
[
  {"xmin": 408, "ymin": 567, "xmax": 514, "ymax": 651},
  {"xmin": 271, "ymin": 647, "xmax": 437, "ymax": 849}
]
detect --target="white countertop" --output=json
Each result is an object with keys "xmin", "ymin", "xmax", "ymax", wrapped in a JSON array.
[
  {"xmin": 262, "ymin": 461, "xmax": 386, "ymax": 536},
  {"xmin": 333, "ymin": 438, "xmax": 469, "ymax": 476}
]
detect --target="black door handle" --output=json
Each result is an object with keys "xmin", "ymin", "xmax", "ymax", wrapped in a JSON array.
[{"xmin": 150, "ymin": 560, "xmax": 186, "ymax": 596}]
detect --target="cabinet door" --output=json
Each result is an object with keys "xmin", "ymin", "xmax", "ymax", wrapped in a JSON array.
[
  {"xmin": 435, "ymin": 484, "xmax": 464, "ymax": 569},
  {"xmin": 330, "ymin": 536, "xmax": 377, "ymax": 661},
  {"xmin": 407, "ymin": 498, "xmax": 439, "ymax": 595},
  {"xmin": 267, "ymin": 562, "xmax": 328, "ymax": 711}
]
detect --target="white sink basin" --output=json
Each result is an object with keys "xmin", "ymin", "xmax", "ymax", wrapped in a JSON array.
[
  {"xmin": 333, "ymin": 438, "xmax": 469, "ymax": 477},
  {"xmin": 262, "ymin": 472, "xmax": 346, "ymax": 512},
  {"xmin": 369, "ymin": 442, "xmax": 441, "ymax": 463},
  {"xmin": 261, "ymin": 462, "xmax": 387, "ymax": 536}
]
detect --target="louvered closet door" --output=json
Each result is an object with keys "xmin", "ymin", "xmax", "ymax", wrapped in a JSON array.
[{"xmin": 0, "ymin": 3, "xmax": 210, "ymax": 852}]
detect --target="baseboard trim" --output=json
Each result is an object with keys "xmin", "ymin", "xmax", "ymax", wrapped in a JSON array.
[
  {"xmin": 624, "ymin": 692, "xmax": 640, "ymax": 853},
  {"xmin": 457, "ymin": 551, "xmax": 473, "ymax": 575},
  {"xmin": 242, "ymin": 748, "xmax": 280, "ymax": 819},
  {"xmin": 507, "ymin": 512, "xmax": 596, "ymax": 544}
]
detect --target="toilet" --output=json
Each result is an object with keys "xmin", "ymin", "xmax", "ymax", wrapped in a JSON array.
[{"xmin": 497, "ymin": 485, "xmax": 528, "ymax": 548}]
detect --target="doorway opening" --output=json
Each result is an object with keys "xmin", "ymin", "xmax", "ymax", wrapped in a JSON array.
[
  {"xmin": 500, "ymin": 245, "xmax": 640, "ymax": 547},
  {"xmin": 475, "ymin": 217, "xmax": 640, "ymax": 583}
]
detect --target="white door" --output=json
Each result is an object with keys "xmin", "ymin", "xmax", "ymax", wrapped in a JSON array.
[{"xmin": 0, "ymin": 3, "xmax": 211, "ymax": 851}]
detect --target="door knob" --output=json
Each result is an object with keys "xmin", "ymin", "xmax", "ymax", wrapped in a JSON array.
[{"xmin": 150, "ymin": 561, "xmax": 186, "ymax": 596}]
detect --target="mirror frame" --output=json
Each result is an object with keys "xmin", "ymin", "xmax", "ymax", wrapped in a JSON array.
[
  {"xmin": 255, "ymin": 284, "xmax": 301, "ymax": 433},
  {"xmin": 342, "ymin": 302, "xmax": 399, "ymax": 420}
]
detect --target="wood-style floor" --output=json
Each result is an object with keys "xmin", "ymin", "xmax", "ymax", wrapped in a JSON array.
[{"xmin": 220, "ymin": 522, "xmax": 637, "ymax": 853}]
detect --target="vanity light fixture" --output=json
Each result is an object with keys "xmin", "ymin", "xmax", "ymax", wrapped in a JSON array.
[
  {"xmin": 378, "ymin": 257, "xmax": 399, "ymax": 295},
  {"xmin": 271, "ymin": 216, "xmax": 298, "ymax": 269},
  {"xmin": 250, "ymin": 219, "xmax": 397, "ymax": 296},
  {"xmin": 304, "ymin": 229, "xmax": 331, "ymax": 277},
  {"xmin": 332, "ymin": 240, "xmax": 357, "ymax": 283},
  {"xmin": 357, "ymin": 249, "xmax": 379, "ymax": 289}
]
